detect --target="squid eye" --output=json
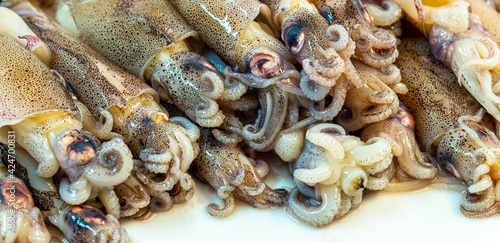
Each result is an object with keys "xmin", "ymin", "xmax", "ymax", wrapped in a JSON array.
[
  {"xmin": 64, "ymin": 205, "xmax": 107, "ymax": 230},
  {"xmin": 248, "ymin": 53, "xmax": 280, "ymax": 78},
  {"xmin": 283, "ymin": 25, "xmax": 306, "ymax": 55}
]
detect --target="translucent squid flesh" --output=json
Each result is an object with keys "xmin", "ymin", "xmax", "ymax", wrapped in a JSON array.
[
  {"xmin": 0, "ymin": 32, "xmax": 134, "ymax": 206},
  {"xmin": 396, "ymin": 38, "xmax": 500, "ymax": 218},
  {"xmin": 287, "ymin": 123, "xmax": 393, "ymax": 227},
  {"xmin": 0, "ymin": 144, "xmax": 127, "ymax": 243}
]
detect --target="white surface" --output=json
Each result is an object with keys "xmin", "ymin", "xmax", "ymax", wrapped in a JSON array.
[{"xmin": 122, "ymin": 160, "xmax": 499, "ymax": 243}]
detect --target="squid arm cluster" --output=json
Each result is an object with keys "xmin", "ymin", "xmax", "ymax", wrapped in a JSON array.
[{"xmin": 0, "ymin": 0, "xmax": 499, "ymax": 241}]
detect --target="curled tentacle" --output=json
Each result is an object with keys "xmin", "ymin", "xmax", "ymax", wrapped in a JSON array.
[
  {"xmin": 364, "ymin": 0, "xmax": 403, "ymax": 27},
  {"xmin": 114, "ymin": 175, "xmax": 151, "ymax": 218},
  {"xmin": 243, "ymin": 87, "xmax": 289, "ymax": 152},
  {"xmin": 429, "ymin": 14, "xmax": 500, "ymax": 122},
  {"xmin": 286, "ymin": 185, "xmax": 342, "ymax": 227},
  {"xmin": 308, "ymin": 76, "xmax": 349, "ymax": 120},
  {"xmin": 313, "ymin": 0, "xmax": 399, "ymax": 68},
  {"xmin": 193, "ymin": 129, "xmax": 288, "ymax": 217}
]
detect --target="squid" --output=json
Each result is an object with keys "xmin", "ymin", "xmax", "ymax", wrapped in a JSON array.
[
  {"xmin": 8, "ymin": 3, "xmax": 199, "ymax": 215},
  {"xmin": 396, "ymin": 38, "xmax": 500, "ymax": 218},
  {"xmin": 0, "ymin": 164, "xmax": 51, "ymax": 243},
  {"xmin": 363, "ymin": 0, "xmax": 404, "ymax": 37},
  {"xmin": 54, "ymin": 0, "xmax": 246, "ymax": 128},
  {"xmin": 286, "ymin": 123, "xmax": 393, "ymax": 227},
  {"xmin": 0, "ymin": 32, "xmax": 134, "ymax": 206},
  {"xmin": 361, "ymin": 104, "xmax": 437, "ymax": 181},
  {"xmin": 0, "ymin": 144, "xmax": 127, "ymax": 242},
  {"xmin": 191, "ymin": 129, "xmax": 288, "ymax": 218},
  {"xmin": 312, "ymin": 0, "xmax": 401, "ymax": 68},
  {"xmin": 261, "ymin": 0, "xmax": 366, "ymax": 121},
  {"xmin": 169, "ymin": 0, "xmax": 322, "ymax": 148},
  {"xmin": 391, "ymin": 0, "xmax": 500, "ymax": 123},
  {"xmin": 336, "ymin": 60, "xmax": 407, "ymax": 131}
]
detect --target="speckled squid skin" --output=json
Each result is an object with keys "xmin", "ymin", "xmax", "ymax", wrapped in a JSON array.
[
  {"xmin": 0, "ymin": 33, "xmax": 77, "ymax": 128},
  {"xmin": 67, "ymin": 0, "xmax": 197, "ymax": 79},
  {"xmin": 395, "ymin": 38, "xmax": 482, "ymax": 151},
  {"xmin": 170, "ymin": 0, "xmax": 287, "ymax": 70},
  {"xmin": 22, "ymin": 13, "xmax": 159, "ymax": 115},
  {"xmin": 192, "ymin": 129, "xmax": 288, "ymax": 215},
  {"xmin": 468, "ymin": 0, "xmax": 500, "ymax": 46},
  {"xmin": 263, "ymin": 0, "xmax": 334, "ymax": 62},
  {"xmin": 313, "ymin": 0, "xmax": 371, "ymax": 29},
  {"xmin": 396, "ymin": 39, "xmax": 500, "ymax": 184}
]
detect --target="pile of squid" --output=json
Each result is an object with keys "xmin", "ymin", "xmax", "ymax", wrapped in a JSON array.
[{"xmin": 0, "ymin": 0, "xmax": 500, "ymax": 241}]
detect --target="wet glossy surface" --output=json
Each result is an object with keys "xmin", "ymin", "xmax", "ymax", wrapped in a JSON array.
[{"xmin": 123, "ymin": 157, "xmax": 499, "ymax": 243}]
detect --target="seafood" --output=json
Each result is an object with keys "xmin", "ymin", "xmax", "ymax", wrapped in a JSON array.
[
  {"xmin": 0, "ymin": 6, "xmax": 51, "ymax": 65},
  {"xmin": 468, "ymin": 0, "xmax": 500, "ymax": 46},
  {"xmin": 392, "ymin": 0, "xmax": 500, "ymax": 123},
  {"xmin": 361, "ymin": 104, "xmax": 437, "ymax": 181},
  {"xmin": 362, "ymin": 0, "xmax": 404, "ymax": 37},
  {"xmin": 12, "ymin": 3, "xmax": 199, "ymax": 215},
  {"xmin": 169, "ymin": 0, "xmax": 293, "ymax": 74},
  {"xmin": 396, "ymin": 38, "xmax": 499, "ymax": 218},
  {"xmin": 0, "ymin": 32, "xmax": 133, "ymax": 205},
  {"xmin": 312, "ymin": 0, "xmax": 400, "ymax": 68},
  {"xmin": 0, "ymin": 164, "xmax": 50, "ymax": 243},
  {"xmin": 0, "ymin": 144, "xmax": 128, "ymax": 242},
  {"xmin": 169, "ymin": 0, "xmax": 316, "ymax": 149},
  {"xmin": 336, "ymin": 59, "xmax": 407, "ymax": 131},
  {"xmin": 55, "ymin": 0, "xmax": 243, "ymax": 127},
  {"xmin": 286, "ymin": 123, "xmax": 393, "ymax": 227},
  {"xmin": 191, "ymin": 128, "xmax": 288, "ymax": 218}
]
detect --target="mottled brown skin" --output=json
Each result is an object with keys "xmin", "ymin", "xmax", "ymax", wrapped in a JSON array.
[
  {"xmin": 313, "ymin": 0, "xmax": 398, "ymax": 68},
  {"xmin": 22, "ymin": 13, "xmax": 158, "ymax": 115},
  {"xmin": 396, "ymin": 39, "xmax": 500, "ymax": 216},
  {"xmin": 68, "ymin": 0, "xmax": 195, "ymax": 78},
  {"xmin": 395, "ymin": 39, "xmax": 482, "ymax": 152},
  {"xmin": 0, "ymin": 144, "xmax": 62, "ymax": 214},
  {"xmin": 0, "ymin": 33, "xmax": 77, "ymax": 128},
  {"xmin": 119, "ymin": 106, "xmax": 187, "ymax": 160},
  {"xmin": 192, "ymin": 129, "xmax": 288, "ymax": 217},
  {"xmin": 170, "ymin": 0, "xmax": 286, "ymax": 70},
  {"xmin": 468, "ymin": 0, "xmax": 500, "ymax": 47},
  {"xmin": 65, "ymin": 0, "xmax": 228, "ymax": 127},
  {"xmin": 148, "ymin": 51, "xmax": 223, "ymax": 121}
]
